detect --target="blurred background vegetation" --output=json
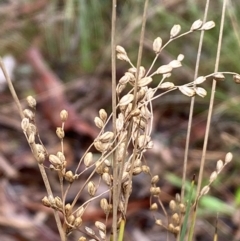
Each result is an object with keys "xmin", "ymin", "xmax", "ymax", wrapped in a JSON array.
[{"xmin": 0, "ymin": 0, "xmax": 240, "ymax": 241}]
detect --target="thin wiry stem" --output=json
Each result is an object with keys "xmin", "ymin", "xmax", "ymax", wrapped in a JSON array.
[
  {"xmin": 196, "ymin": 0, "xmax": 227, "ymax": 196},
  {"xmin": 111, "ymin": 0, "xmax": 118, "ymax": 240},
  {"xmin": 133, "ymin": 0, "xmax": 149, "ymax": 108},
  {"xmin": 0, "ymin": 59, "xmax": 66, "ymax": 241},
  {"xmin": 0, "ymin": 58, "xmax": 24, "ymax": 119},
  {"xmin": 181, "ymin": 0, "xmax": 210, "ymax": 202},
  {"xmin": 123, "ymin": 0, "xmax": 149, "ymax": 214}
]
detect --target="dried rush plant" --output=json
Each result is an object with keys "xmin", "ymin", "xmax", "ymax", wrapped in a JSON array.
[{"xmin": 1, "ymin": 11, "xmax": 240, "ymax": 241}]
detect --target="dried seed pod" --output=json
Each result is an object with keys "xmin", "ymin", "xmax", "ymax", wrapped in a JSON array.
[
  {"xmin": 179, "ymin": 203, "xmax": 186, "ymax": 214},
  {"xmin": 48, "ymin": 195, "xmax": 56, "ymax": 207},
  {"xmin": 67, "ymin": 214, "xmax": 75, "ymax": 225},
  {"xmin": 216, "ymin": 160, "xmax": 223, "ymax": 172},
  {"xmin": 118, "ymin": 201, "xmax": 124, "ymax": 212},
  {"xmin": 94, "ymin": 116, "xmax": 104, "ymax": 128},
  {"xmin": 133, "ymin": 166, "xmax": 142, "ymax": 175},
  {"xmin": 125, "ymin": 72, "xmax": 135, "ymax": 81},
  {"xmin": 65, "ymin": 170, "xmax": 75, "ymax": 183},
  {"xmin": 122, "ymin": 180, "xmax": 132, "ymax": 194},
  {"xmin": 122, "ymin": 171, "xmax": 130, "ymax": 183},
  {"xmin": 35, "ymin": 144, "xmax": 47, "ymax": 163},
  {"xmin": 209, "ymin": 171, "xmax": 217, "ymax": 182},
  {"xmin": 76, "ymin": 206, "xmax": 85, "ymax": 217},
  {"xmin": 174, "ymin": 226, "xmax": 180, "ymax": 234},
  {"xmin": 137, "ymin": 135, "xmax": 151, "ymax": 149},
  {"xmin": 142, "ymin": 165, "xmax": 150, "ymax": 173},
  {"xmin": 23, "ymin": 109, "xmax": 35, "ymax": 121},
  {"xmin": 191, "ymin": 19, "xmax": 203, "ymax": 31},
  {"xmin": 146, "ymin": 88, "xmax": 155, "ymax": 100},
  {"xmin": 85, "ymin": 226, "xmax": 95, "ymax": 236},
  {"xmin": 177, "ymin": 54, "xmax": 184, "ymax": 61},
  {"xmin": 156, "ymin": 65, "xmax": 173, "ymax": 75},
  {"xmin": 169, "ymin": 200, "xmax": 177, "ymax": 211},
  {"xmin": 138, "ymin": 77, "xmax": 153, "ymax": 87},
  {"xmin": 99, "ymin": 230, "xmax": 106, "ymax": 240},
  {"xmin": 55, "ymin": 196, "xmax": 63, "ymax": 209},
  {"xmin": 116, "ymin": 45, "xmax": 127, "ymax": 55},
  {"xmin": 78, "ymin": 237, "xmax": 86, "ymax": 241},
  {"xmin": 65, "ymin": 203, "xmax": 72, "ymax": 216},
  {"xmin": 150, "ymin": 203, "xmax": 158, "ymax": 210},
  {"xmin": 179, "ymin": 86, "xmax": 195, "ymax": 97},
  {"xmin": 201, "ymin": 21, "xmax": 215, "ymax": 30},
  {"xmin": 213, "ymin": 72, "xmax": 225, "ymax": 82},
  {"xmin": 172, "ymin": 213, "xmax": 180, "ymax": 225},
  {"xmin": 57, "ymin": 152, "xmax": 65, "ymax": 163},
  {"xmin": 49, "ymin": 154, "xmax": 62, "ymax": 166},
  {"xmin": 95, "ymin": 221, "xmax": 106, "ymax": 232},
  {"xmin": 95, "ymin": 160, "xmax": 105, "ymax": 174},
  {"xmin": 200, "ymin": 185, "xmax": 210, "ymax": 196},
  {"xmin": 84, "ymin": 152, "xmax": 93, "ymax": 167},
  {"xmin": 99, "ymin": 109, "xmax": 107, "ymax": 123},
  {"xmin": 155, "ymin": 219, "xmax": 162, "ymax": 226},
  {"xmin": 195, "ymin": 87, "xmax": 207, "ymax": 98},
  {"xmin": 128, "ymin": 67, "xmax": 136, "ymax": 74},
  {"xmin": 60, "ymin": 110, "xmax": 68, "ymax": 122},
  {"xmin": 26, "ymin": 123, "xmax": 37, "ymax": 135},
  {"xmin": 138, "ymin": 66, "xmax": 146, "ymax": 79},
  {"xmin": 151, "ymin": 175, "xmax": 159, "ymax": 184},
  {"xmin": 153, "ymin": 37, "xmax": 162, "ymax": 53},
  {"xmin": 119, "ymin": 94, "xmax": 134, "ymax": 106},
  {"xmin": 102, "ymin": 172, "xmax": 111, "ymax": 186},
  {"xmin": 233, "ymin": 74, "xmax": 240, "ymax": 84},
  {"xmin": 87, "ymin": 181, "xmax": 96, "ymax": 196},
  {"xmin": 56, "ymin": 127, "xmax": 65, "ymax": 139},
  {"xmin": 94, "ymin": 140, "xmax": 110, "ymax": 153},
  {"xmin": 119, "ymin": 74, "xmax": 130, "ymax": 85},
  {"xmin": 100, "ymin": 198, "xmax": 109, "ymax": 214},
  {"xmin": 225, "ymin": 152, "xmax": 233, "ymax": 163},
  {"xmin": 169, "ymin": 60, "xmax": 182, "ymax": 68},
  {"xmin": 175, "ymin": 193, "xmax": 181, "ymax": 203},
  {"xmin": 194, "ymin": 76, "xmax": 206, "ymax": 85},
  {"xmin": 99, "ymin": 131, "xmax": 114, "ymax": 143},
  {"xmin": 124, "ymin": 103, "xmax": 133, "ymax": 117},
  {"xmin": 42, "ymin": 196, "xmax": 51, "ymax": 207},
  {"xmin": 26, "ymin": 96, "xmax": 37, "ymax": 108},
  {"xmin": 21, "ymin": 118, "xmax": 29, "ymax": 132},
  {"xmin": 168, "ymin": 223, "xmax": 175, "ymax": 233},
  {"xmin": 147, "ymin": 141, "xmax": 154, "ymax": 149},
  {"xmin": 117, "ymin": 53, "xmax": 130, "ymax": 62},
  {"xmin": 117, "ymin": 83, "xmax": 126, "ymax": 95},
  {"xmin": 150, "ymin": 187, "xmax": 161, "ymax": 196},
  {"xmin": 124, "ymin": 162, "xmax": 131, "ymax": 172},
  {"xmin": 170, "ymin": 24, "xmax": 181, "ymax": 38},
  {"xmin": 104, "ymin": 159, "xmax": 111, "ymax": 167},
  {"xmin": 159, "ymin": 82, "xmax": 175, "ymax": 90},
  {"xmin": 116, "ymin": 113, "xmax": 124, "ymax": 132},
  {"xmin": 137, "ymin": 88, "xmax": 146, "ymax": 102},
  {"xmin": 28, "ymin": 133, "xmax": 35, "ymax": 144},
  {"xmin": 74, "ymin": 217, "xmax": 83, "ymax": 227},
  {"xmin": 116, "ymin": 142, "xmax": 125, "ymax": 162}
]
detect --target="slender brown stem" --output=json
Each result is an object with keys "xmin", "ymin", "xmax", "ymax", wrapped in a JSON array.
[
  {"xmin": 133, "ymin": 0, "xmax": 149, "ymax": 108},
  {"xmin": 0, "ymin": 58, "xmax": 66, "ymax": 241},
  {"xmin": 181, "ymin": 0, "xmax": 210, "ymax": 202},
  {"xmin": 111, "ymin": 0, "xmax": 118, "ymax": 240},
  {"xmin": 196, "ymin": 0, "xmax": 227, "ymax": 196},
  {"xmin": 0, "ymin": 58, "xmax": 24, "ymax": 119}
]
